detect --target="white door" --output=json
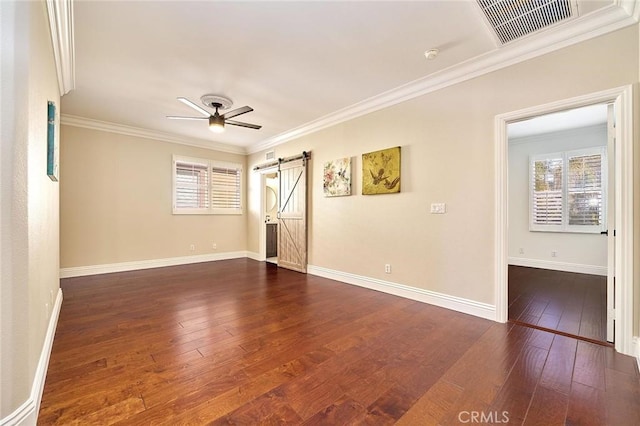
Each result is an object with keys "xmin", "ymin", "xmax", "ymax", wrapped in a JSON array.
[
  {"xmin": 277, "ymin": 156, "xmax": 308, "ymax": 273},
  {"xmin": 606, "ymin": 103, "xmax": 615, "ymax": 342}
]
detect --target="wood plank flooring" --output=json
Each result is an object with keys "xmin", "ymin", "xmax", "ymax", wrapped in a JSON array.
[
  {"xmin": 508, "ymin": 265, "xmax": 607, "ymax": 343},
  {"xmin": 39, "ymin": 259, "xmax": 640, "ymax": 425}
]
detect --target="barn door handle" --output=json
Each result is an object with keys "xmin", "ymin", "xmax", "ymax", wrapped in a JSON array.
[{"xmin": 601, "ymin": 230, "xmax": 608, "ymax": 236}]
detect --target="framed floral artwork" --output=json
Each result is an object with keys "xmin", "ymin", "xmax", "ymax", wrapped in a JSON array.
[{"xmin": 323, "ymin": 157, "xmax": 351, "ymax": 197}]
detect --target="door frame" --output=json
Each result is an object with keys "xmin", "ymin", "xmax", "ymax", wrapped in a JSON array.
[
  {"xmin": 494, "ymin": 85, "xmax": 634, "ymax": 356},
  {"xmin": 256, "ymin": 165, "xmax": 279, "ymax": 262}
]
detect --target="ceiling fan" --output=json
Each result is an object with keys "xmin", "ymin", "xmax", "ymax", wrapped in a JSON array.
[{"xmin": 167, "ymin": 94, "xmax": 261, "ymax": 133}]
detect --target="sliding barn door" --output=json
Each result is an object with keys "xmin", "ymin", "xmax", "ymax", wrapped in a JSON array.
[{"xmin": 278, "ymin": 157, "xmax": 307, "ymax": 273}]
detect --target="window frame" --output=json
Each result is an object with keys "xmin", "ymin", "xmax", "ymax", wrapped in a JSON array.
[
  {"xmin": 172, "ymin": 155, "xmax": 243, "ymax": 215},
  {"xmin": 528, "ymin": 146, "xmax": 606, "ymax": 234}
]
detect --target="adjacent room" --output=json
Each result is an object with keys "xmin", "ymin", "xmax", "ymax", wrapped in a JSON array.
[
  {"xmin": 507, "ymin": 104, "xmax": 611, "ymax": 344},
  {"xmin": 2, "ymin": 0, "xmax": 639, "ymax": 424}
]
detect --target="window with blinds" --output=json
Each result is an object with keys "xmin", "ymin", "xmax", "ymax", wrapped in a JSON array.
[
  {"xmin": 530, "ymin": 147, "xmax": 606, "ymax": 233},
  {"xmin": 532, "ymin": 156, "xmax": 563, "ymax": 226},
  {"xmin": 211, "ymin": 164, "xmax": 242, "ymax": 213},
  {"xmin": 173, "ymin": 156, "xmax": 243, "ymax": 215},
  {"xmin": 175, "ymin": 160, "xmax": 210, "ymax": 211},
  {"xmin": 567, "ymin": 153, "xmax": 603, "ymax": 226}
]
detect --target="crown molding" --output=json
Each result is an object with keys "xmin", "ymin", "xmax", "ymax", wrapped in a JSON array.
[
  {"xmin": 61, "ymin": 115, "xmax": 247, "ymax": 155},
  {"xmin": 46, "ymin": 0, "xmax": 75, "ymax": 96},
  {"xmin": 248, "ymin": 3, "xmax": 638, "ymax": 154}
]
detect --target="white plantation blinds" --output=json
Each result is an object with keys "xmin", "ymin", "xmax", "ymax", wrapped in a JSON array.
[
  {"xmin": 567, "ymin": 153, "xmax": 603, "ymax": 226},
  {"xmin": 530, "ymin": 147, "xmax": 606, "ymax": 233},
  {"xmin": 532, "ymin": 157, "xmax": 563, "ymax": 226},
  {"xmin": 173, "ymin": 156, "xmax": 242, "ymax": 215},
  {"xmin": 175, "ymin": 161, "xmax": 210, "ymax": 210},
  {"xmin": 211, "ymin": 164, "xmax": 242, "ymax": 212}
]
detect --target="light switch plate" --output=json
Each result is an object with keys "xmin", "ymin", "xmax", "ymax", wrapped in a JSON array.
[{"xmin": 430, "ymin": 203, "xmax": 446, "ymax": 214}]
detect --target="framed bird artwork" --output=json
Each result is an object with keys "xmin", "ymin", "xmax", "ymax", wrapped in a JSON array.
[{"xmin": 362, "ymin": 147, "xmax": 401, "ymax": 195}]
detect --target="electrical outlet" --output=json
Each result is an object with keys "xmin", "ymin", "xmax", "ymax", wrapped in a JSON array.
[
  {"xmin": 519, "ymin": 248, "xmax": 524, "ymax": 254},
  {"xmin": 551, "ymin": 251, "xmax": 557, "ymax": 257},
  {"xmin": 385, "ymin": 264, "xmax": 391, "ymax": 274},
  {"xmin": 190, "ymin": 244, "xmax": 195, "ymax": 251},
  {"xmin": 212, "ymin": 242, "xmax": 217, "ymax": 250}
]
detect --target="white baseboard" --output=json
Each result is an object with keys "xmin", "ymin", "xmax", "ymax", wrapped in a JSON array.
[
  {"xmin": 508, "ymin": 257, "xmax": 607, "ymax": 276},
  {"xmin": 246, "ymin": 251, "xmax": 263, "ymax": 262},
  {"xmin": 1, "ymin": 288, "xmax": 63, "ymax": 426},
  {"xmin": 59, "ymin": 251, "xmax": 249, "ymax": 278},
  {"xmin": 307, "ymin": 264, "xmax": 496, "ymax": 321}
]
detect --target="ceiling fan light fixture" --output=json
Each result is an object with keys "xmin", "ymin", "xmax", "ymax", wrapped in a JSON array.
[{"xmin": 209, "ymin": 115, "xmax": 225, "ymax": 133}]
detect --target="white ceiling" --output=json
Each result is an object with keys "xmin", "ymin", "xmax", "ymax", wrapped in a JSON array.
[{"xmin": 61, "ymin": 0, "xmax": 626, "ymax": 153}]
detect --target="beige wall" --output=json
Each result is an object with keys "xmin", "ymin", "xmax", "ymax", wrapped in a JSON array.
[
  {"xmin": 60, "ymin": 126, "xmax": 247, "ymax": 268},
  {"xmin": 248, "ymin": 26, "xmax": 639, "ymax": 307},
  {"xmin": 1, "ymin": 0, "xmax": 61, "ymax": 419}
]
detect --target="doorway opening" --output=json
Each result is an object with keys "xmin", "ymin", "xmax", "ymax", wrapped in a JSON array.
[
  {"xmin": 495, "ymin": 86, "xmax": 634, "ymax": 356},
  {"xmin": 265, "ymin": 172, "xmax": 279, "ymax": 264},
  {"xmin": 506, "ymin": 103, "xmax": 612, "ymax": 345},
  {"xmin": 254, "ymin": 151, "xmax": 310, "ymax": 273}
]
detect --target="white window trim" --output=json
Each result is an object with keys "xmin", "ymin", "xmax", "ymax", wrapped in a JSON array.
[
  {"xmin": 172, "ymin": 155, "xmax": 243, "ymax": 215},
  {"xmin": 529, "ymin": 146, "xmax": 606, "ymax": 234}
]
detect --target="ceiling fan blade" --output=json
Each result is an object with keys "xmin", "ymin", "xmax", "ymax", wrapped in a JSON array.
[
  {"xmin": 223, "ymin": 106, "xmax": 253, "ymax": 120},
  {"xmin": 226, "ymin": 119, "xmax": 262, "ymax": 130},
  {"xmin": 166, "ymin": 116, "xmax": 208, "ymax": 120},
  {"xmin": 177, "ymin": 97, "xmax": 210, "ymax": 117}
]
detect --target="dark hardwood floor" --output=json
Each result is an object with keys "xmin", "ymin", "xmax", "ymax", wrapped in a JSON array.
[
  {"xmin": 39, "ymin": 259, "xmax": 639, "ymax": 425},
  {"xmin": 508, "ymin": 265, "xmax": 608, "ymax": 344}
]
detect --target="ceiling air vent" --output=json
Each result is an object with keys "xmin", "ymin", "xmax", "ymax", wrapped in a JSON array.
[{"xmin": 477, "ymin": 0, "xmax": 578, "ymax": 44}]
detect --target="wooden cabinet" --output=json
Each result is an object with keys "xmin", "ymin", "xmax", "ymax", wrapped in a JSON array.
[{"xmin": 266, "ymin": 223, "xmax": 278, "ymax": 258}]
